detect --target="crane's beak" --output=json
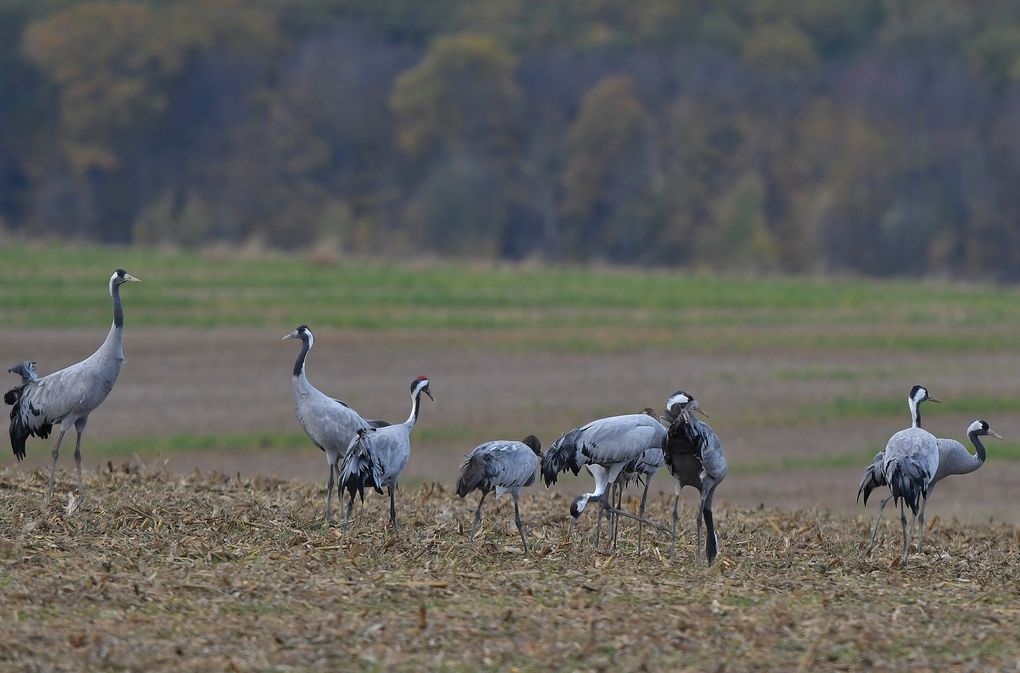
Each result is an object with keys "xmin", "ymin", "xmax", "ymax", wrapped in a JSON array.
[
  {"xmin": 927, "ymin": 395, "xmax": 941, "ymax": 403},
  {"xmin": 281, "ymin": 330, "xmax": 299, "ymax": 341},
  {"xmin": 124, "ymin": 273, "xmax": 141, "ymax": 283},
  {"xmin": 424, "ymin": 388, "xmax": 435, "ymax": 402},
  {"xmin": 694, "ymin": 405, "xmax": 711, "ymax": 419},
  {"xmin": 989, "ymin": 430, "xmax": 1005, "ymax": 440}
]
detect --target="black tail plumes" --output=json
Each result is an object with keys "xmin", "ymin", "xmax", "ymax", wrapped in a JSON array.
[
  {"xmin": 887, "ymin": 458, "xmax": 927, "ymax": 515},
  {"xmin": 7, "ymin": 393, "xmax": 50, "ymax": 462},
  {"xmin": 857, "ymin": 454, "xmax": 886, "ymax": 505},
  {"xmin": 338, "ymin": 429, "xmax": 381, "ymax": 504},
  {"xmin": 456, "ymin": 454, "xmax": 490, "ymax": 498},
  {"xmin": 541, "ymin": 428, "xmax": 581, "ymax": 487}
]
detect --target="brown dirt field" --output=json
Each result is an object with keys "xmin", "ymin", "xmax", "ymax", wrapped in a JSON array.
[
  {"xmin": 3, "ymin": 328, "xmax": 1020, "ymax": 524},
  {"xmin": 1, "ymin": 467, "xmax": 1018, "ymax": 672}
]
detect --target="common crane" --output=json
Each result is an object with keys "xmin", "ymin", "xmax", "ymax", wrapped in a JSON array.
[
  {"xmin": 7, "ymin": 269, "xmax": 140, "ymax": 498},
  {"xmin": 877, "ymin": 390, "xmax": 943, "ymax": 565},
  {"xmin": 338, "ymin": 376, "xmax": 433, "ymax": 532},
  {"xmin": 282, "ymin": 325, "xmax": 389, "ymax": 525},
  {"xmin": 661, "ymin": 390, "xmax": 727, "ymax": 563},
  {"xmin": 542, "ymin": 412, "xmax": 667, "ymax": 548},
  {"xmin": 861, "ymin": 419, "xmax": 1002, "ymax": 554},
  {"xmin": 858, "ymin": 385, "xmax": 939, "ymax": 552},
  {"xmin": 606, "ymin": 408, "xmax": 665, "ymax": 552},
  {"xmin": 456, "ymin": 435, "xmax": 542, "ymax": 552}
]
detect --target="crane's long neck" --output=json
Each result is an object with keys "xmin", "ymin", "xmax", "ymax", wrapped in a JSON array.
[
  {"xmin": 908, "ymin": 397, "xmax": 922, "ymax": 428},
  {"xmin": 97, "ymin": 281, "xmax": 126, "ymax": 361},
  {"xmin": 405, "ymin": 391, "xmax": 422, "ymax": 427},
  {"xmin": 293, "ymin": 335, "xmax": 311, "ymax": 378},
  {"xmin": 968, "ymin": 430, "xmax": 988, "ymax": 465}
]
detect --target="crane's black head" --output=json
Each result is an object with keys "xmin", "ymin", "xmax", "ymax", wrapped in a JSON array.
[
  {"xmin": 411, "ymin": 376, "xmax": 434, "ymax": 401},
  {"xmin": 108, "ymin": 269, "xmax": 141, "ymax": 295},
  {"xmin": 281, "ymin": 325, "xmax": 313, "ymax": 345},
  {"xmin": 521, "ymin": 435, "xmax": 542, "ymax": 457},
  {"xmin": 909, "ymin": 385, "xmax": 939, "ymax": 405},
  {"xmin": 968, "ymin": 419, "xmax": 1004, "ymax": 439},
  {"xmin": 664, "ymin": 390, "xmax": 695, "ymax": 420}
]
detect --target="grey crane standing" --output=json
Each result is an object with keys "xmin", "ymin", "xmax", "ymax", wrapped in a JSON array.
[
  {"xmin": 661, "ymin": 390, "xmax": 727, "ymax": 563},
  {"xmin": 456, "ymin": 435, "xmax": 543, "ymax": 552},
  {"xmin": 861, "ymin": 418, "xmax": 1002, "ymax": 554},
  {"xmin": 338, "ymin": 376, "xmax": 433, "ymax": 532},
  {"xmin": 542, "ymin": 412, "xmax": 667, "ymax": 548},
  {"xmin": 858, "ymin": 385, "xmax": 939, "ymax": 552},
  {"xmin": 7, "ymin": 269, "xmax": 140, "ymax": 498},
  {"xmin": 877, "ymin": 391, "xmax": 943, "ymax": 565},
  {"xmin": 282, "ymin": 325, "xmax": 389, "ymax": 524}
]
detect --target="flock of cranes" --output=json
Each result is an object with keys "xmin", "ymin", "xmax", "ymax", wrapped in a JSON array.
[{"xmin": 3, "ymin": 270, "xmax": 1004, "ymax": 566}]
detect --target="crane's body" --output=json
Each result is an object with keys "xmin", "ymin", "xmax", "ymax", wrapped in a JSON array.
[
  {"xmin": 283, "ymin": 325, "xmax": 388, "ymax": 524},
  {"xmin": 6, "ymin": 270, "xmax": 139, "ymax": 498},
  {"xmin": 457, "ymin": 435, "xmax": 542, "ymax": 552},
  {"xmin": 338, "ymin": 376, "xmax": 433, "ymax": 532},
  {"xmin": 543, "ymin": 412, "xmax": 667, "ymax": 547},
  {"xmin": 858, "ymin": 385, "xmax": 940, "ymax": 556},
  {"xmin": 661, "ymin": 391, "xmax": 727, "ymax": 563}
]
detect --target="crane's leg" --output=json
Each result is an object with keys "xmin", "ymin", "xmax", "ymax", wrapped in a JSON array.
[
  {"xmin": 73, "ymin": 417, "xmax": 88, "ymax": 495},
  {"xmin": 611, "ymin": 482, "xmax": 622, "ymax": 551},
  {"xmin": 866, "ymin": 494, "xmax": 893, "ymax": 555},
  {"xmin": 512, "ymin": 491, "xmax": 528, "ymax": 554},
  {"xmin": 324, "ymin": 464, "xmax": 336, "ymax": 526},
  {"xmin": 388, "ymin": 484, "xmax": 398, "ymax": 532},
  {"xmin": 702, "ymin": 487, "xmax": 719, "ymax": 564},
  {"xmin": 916, "ymin": 495, "xmax": 928, "ymax": 554},
  {"xmin": 343, "ymin": 492, "xmax": 355, "ymax": 533},
  {"xmin": 470, "ymin": 490, "xmax": 488, "ymax": 540},
  {"xmin": 46, "ymin": 428, "xmax": 68, "ymax": 501},
  {"xmin": 637, "ymin": 477, "xmax": 652, "ymax": 554},
  {"xmin": 900, "ymin": 501, "xmax": 911, "ymax": 566},
  {"xmin": 670, "ymin": 491, "xmax": 680, "ymax": 561}
]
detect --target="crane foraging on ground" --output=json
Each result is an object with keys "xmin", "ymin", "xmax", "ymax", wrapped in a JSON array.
[
  {"xmin": 542, "ymin": 412, "xmax": 667, "ymax": 548},
  {"xmin": 338, "ymin": 376, "xmax": 433, "ymax": 533},
  {"xmin": 456, "ymin": 435, "xmax": 543, "ymax": 553},
  {"xmin": 604, "ymin": 408, "xmax": 665, "ymax": 552},
  {"xmin": 858, "ymin": 385, "xmax": 939, "ymax": 552},
  {"xmin": 661, "ymin": 390, "xmax": 727, "ymax": 563},
  {"xmin": 282, "ymin": 325, "xmax": 389, "ymax": 525},
  {"xmin": 7, "ymin": 270, "xmax": 140, "ymax": 498}
]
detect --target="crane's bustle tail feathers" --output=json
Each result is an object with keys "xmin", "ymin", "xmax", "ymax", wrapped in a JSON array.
[
  {"xmin": 456, "ymin": 453, "xmax": 490, "ymax": 498},
  {"xmin": 541, "ymin": 428, "xmax": 581, "ymax": 486},
  {"xmin": 8, "ymin": 391, "xmax": 51, "ymax": 462},
  {"xmin": 887, "ymin": 458, "xmax": 927, "ymax": 515},
  {"xmin": 338, "ymin": 431, "xmax": 381, "ymax": 503},
  {"xmin": 857, "ymin": 455, "xmax": 886, "ymax": 505}
]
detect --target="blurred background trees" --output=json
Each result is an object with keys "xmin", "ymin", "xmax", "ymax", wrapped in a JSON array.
[{"xmin": 3, "ymin": 0, "xmax": 1020, "ymax": 278}]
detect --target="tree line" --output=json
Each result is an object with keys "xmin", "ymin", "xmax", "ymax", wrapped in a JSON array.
[{"xmin": 3, "ymin": 0, "xmax": 1020, "ymax": 278}]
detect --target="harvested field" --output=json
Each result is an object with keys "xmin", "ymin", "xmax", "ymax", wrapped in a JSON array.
[{"xmin": 1, "ymin": 466, "xmax": 1018, "ymax": 672}]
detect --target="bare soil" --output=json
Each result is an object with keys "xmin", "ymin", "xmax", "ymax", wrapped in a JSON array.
[{"xmin": 2, "ymin": 328, "xmax": 1019, "ymax": 524}]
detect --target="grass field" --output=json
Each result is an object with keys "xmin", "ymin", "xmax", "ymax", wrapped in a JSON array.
[{"xmin": 1, "ymin": 467, "xmax": 1018, "ymax": 672}]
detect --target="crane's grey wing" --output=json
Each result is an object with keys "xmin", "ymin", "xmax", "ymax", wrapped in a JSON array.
[
  {"xmin": 696, "ymin": 422, "xmax": 727, "ymax": 482},
  {"xmin": 578, "ymin": 414, "xmax": 667, "ymax": 465},
  {"xmin": 362, "ymin": 425, "xmax": 411, "ymax": 487},
  {"xmin": 857, "ymin": 451, "xmax": 886, "ymax": 504},
  {"xmin": 882, "ymin": 428, "xmax": 938, "ymax": 514},
  {"xmin": 932, "ymin": 438, "xmax": 969, "ymax": 484},
  {"xmin": 297, "ymin": 391, "xmax": 369, "ymax": 454},
  {"xmin": 490, "ymin": 442, "xmax": 541, "ymax": 491}
]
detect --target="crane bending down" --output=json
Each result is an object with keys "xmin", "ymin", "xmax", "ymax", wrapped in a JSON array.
[
  {"xmin": 661, "ymin": 390, "xmax": 727, "ymax": 563},
  {"xmin": 542, "ymin": 412, "xmax": 667, "ymax": 547},
  {"xmin": 282, "ymin": 325, "xmax": 389, "ymax": 524},
  {"xmin": 338, "ymin": 376, "xmax": 433, "ymax": 532},
  {"xmin": 605, "ymin": 408, "xmax": 666, "ymax": 552},
  {"xmin": 857, "ymin": 385, "xmax": 939, "ymax": 551},
  {"xmin": 860, "ymin": 419, "xmax": 1001, "ymax": 554},
  {"xmin": 456, "ymin": 435, "xmax": 542, "ymax": 553},
  {"xmin": 7, "ymin": 270, "xmax": 140, "ymax": 498}
]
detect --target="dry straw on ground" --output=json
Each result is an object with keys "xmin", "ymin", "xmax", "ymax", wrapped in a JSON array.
[{"xmin": 1, "ymin": 464, "xmax": 1018, "ymax": 672}]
